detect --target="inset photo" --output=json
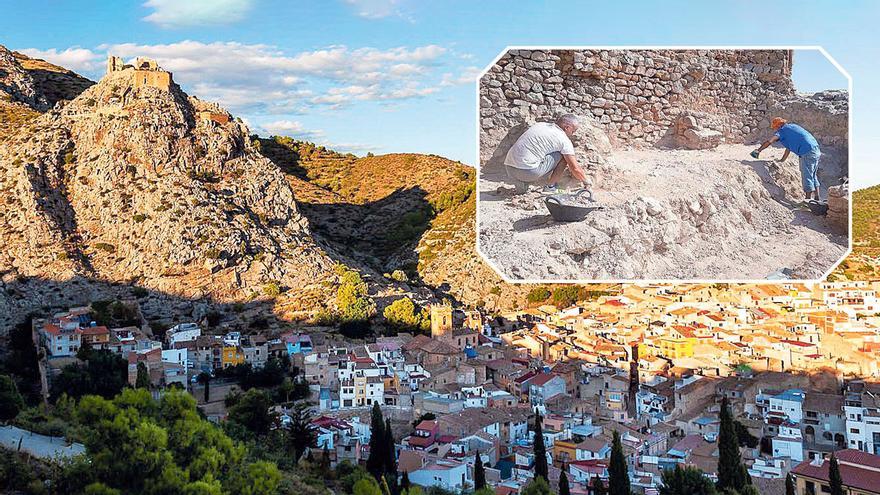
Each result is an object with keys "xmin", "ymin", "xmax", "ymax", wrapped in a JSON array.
[{"xmin": 477, "ymin": 48, "xmax": 850, "ymax": 282}]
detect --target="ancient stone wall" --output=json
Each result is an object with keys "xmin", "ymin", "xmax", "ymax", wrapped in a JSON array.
[{"xmin": 480, "ymin": 49, "xmax": 805, "ymax": 166}]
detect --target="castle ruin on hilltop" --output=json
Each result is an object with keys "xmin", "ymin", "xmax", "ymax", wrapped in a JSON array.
[{"xmin": 106, "ymin": 55, "xmax": 172, "ymax": 91}]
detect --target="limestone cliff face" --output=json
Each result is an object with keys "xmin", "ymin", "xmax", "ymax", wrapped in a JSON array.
[{"xmin": 0, "ymin": 59, "xmax": 334, "ymax": 302}]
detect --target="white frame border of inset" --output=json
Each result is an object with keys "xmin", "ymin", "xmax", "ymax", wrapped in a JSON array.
[{"xmin": 473, "ymin": 45, "xmax": 853, "ymax": 285}]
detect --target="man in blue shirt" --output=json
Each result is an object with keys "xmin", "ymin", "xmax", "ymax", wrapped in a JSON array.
[{"xmin": 751, "ymin": 117, "xmax": 821, "ymax": 201}]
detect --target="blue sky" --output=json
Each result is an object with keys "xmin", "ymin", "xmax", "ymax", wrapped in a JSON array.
[{"xmin": 0, "ymin": 0, "xmax": 875, "ymax": 187}]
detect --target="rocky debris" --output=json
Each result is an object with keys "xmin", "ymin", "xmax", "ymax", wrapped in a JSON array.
[
  {"xmin": 0, "ymin": 56, "xmax": 336, "ymax": 309},
  {"xmin": 481, "ymin": 49, "xmax": 797, "ymax": 162},
  {"xmin": 674, "ymin": 114, "xmax": 723, "ymax": 150},
  {"xmin": 827, "ymin": 182, "xmax": 849, "ymax": 232},
  {"xmin": 478, "ymin": 144, "xmax": 848, "ymax": 280}
]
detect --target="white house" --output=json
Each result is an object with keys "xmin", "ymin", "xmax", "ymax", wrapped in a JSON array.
[
  {"xmin": 162, "ymin": 348, "xmax": 188, "ymax": 368},
  {"xmin": 167, "ymin": 323, "xmax": 201, "ymax": 346},
  {"xmin": 408, "ymin": 459, "xmax": 469, "ymax": 491},
  {"xmin": 772, "ymin": 422, "xmax": 804, "ymax": 462}
]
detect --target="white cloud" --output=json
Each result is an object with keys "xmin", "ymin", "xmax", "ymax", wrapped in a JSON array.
[
  {"xmin": 343, "ymin": 0, "xmax": 406, "ymax": 19},
  {"xmin": 89, "ymin": 41, "xmax": 448, "ymax": 111},
  {"xmin": 142, "ymin": 0, "xmax": 254, "ymax": 28},
  {"xmin": 16, "ymin": 40, "xmax": 468, "ymax": 151},
  {"xmin": 17, "ymin": 47, "xmax": 103, "ymax": 74},
  {"xmin": 441, "ymin": 65, "xmax": 481, "ymax": 86},
  {"xmin": 260, "ymin": 120, "xmax": 325, "ymax": 140}
]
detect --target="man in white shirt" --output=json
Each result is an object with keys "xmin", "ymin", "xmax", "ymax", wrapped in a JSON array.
[{"xmin": 503, "ymin": 114, "xmax": 588, "ymax": 193}]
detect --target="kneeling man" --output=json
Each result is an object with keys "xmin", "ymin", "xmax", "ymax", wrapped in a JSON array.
[
  {"xmin": 751, "ymin": 117, "xmax": 821, "ymax": 201},
  {"xmin": 504, "ymin": 114, "xmax": 589, "ymax": 193}
]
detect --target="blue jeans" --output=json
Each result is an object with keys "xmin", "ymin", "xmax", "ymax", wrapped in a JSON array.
[{"xmin": 799, "ymin": 148, "xmax": 821, "ymax": 193}]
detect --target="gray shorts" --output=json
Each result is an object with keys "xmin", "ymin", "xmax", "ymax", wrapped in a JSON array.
[{"xmin": 505, "ymin": 152, "xmax": 561, "ymax": 183}]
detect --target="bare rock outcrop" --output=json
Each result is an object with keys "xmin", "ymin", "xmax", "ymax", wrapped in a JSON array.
[{"xmin": 0, "ymin": 57, "xmax": 336, "ymax": 309}]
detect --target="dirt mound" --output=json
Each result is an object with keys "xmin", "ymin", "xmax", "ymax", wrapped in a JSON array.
[{"xmin": 479, "ymin": 144, "xmax": 848, "ymax": 280}]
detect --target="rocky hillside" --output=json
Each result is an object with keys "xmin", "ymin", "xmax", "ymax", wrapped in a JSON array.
[
  {"xmin": 256, "ymin": 136, "xmax": 535, "ymax": 310},
  {"xmin": 831, "ymin": 184, "xmax": 880, "ymax": 280},
  {"xmin": 0, "ymin": 45, "xmax": 546, "ymax": 332},
  {"xmin": 0, "ymin": 49, "xmax": 336, "ymax": 318}
]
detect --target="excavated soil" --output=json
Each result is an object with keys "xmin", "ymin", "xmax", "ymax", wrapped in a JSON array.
[{"xmin": 478, "ymin": 144, "xmax": 848, "ymax": 280}]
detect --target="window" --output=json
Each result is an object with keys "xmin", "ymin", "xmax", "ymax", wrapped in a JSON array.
[
  {"xmin": 851, "ymin": 428, "xmax": 860, "ymax": 434},
  {"xmin": 805, "ymin": 481, "xmax": 816, "ymax": 495}
]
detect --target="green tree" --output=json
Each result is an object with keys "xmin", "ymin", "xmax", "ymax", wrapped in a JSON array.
[
  {"xmin": 785, "ymin": 473, "xmax": 795, "ymax": 495},
  {"xmin": 474, "ymin": 451, "xmax": 486, "ymax": 490},
  {"xmin": 366, "ymin": 402, "xmax": 386, "ymax": 481},
  {"xmin": 609, "ymin": 430, "xmax": 630, "ymax": 495},
  {"xmin": 288, "ymin": 401, "xmax": 316, "ymax": 461},
  {"xmin": 593, "ymin": 476, "xmax": 607, "ymax": 495},
  {"xmin": 533, "ymin": 414, "xmax": 548, "ymax": 481},
  {"xmin": 659, "ymin": 465, "xmax": 716, "ymax": 495},
  {"xmin": 228, "ymin": 461, "xmax": 282, "ymax": 495},
  {"xmin": 354, "ymin": 477, "xmax": 383, "ymax": 495},
  {"xmin": 383, "ymin": 297, "xmax": 426, "ymax": 333},
  {"xmin": 734, "ymin": 420, "xmax": 758, "ymax": 448},
  {"xmin": 337, "ymin": 269, "xmax": 376, "ymax": 324},
  {"xmin": 71, "ymin": 389, "xmax": 277, "ymax": 494},
  {"xmin": 197, "ymin": 372, "xmax": 212, "ymax": 402},
  {"xmin": 135, "ymin": 362, "xmax": 151, "ymax": 389},
  {"xmin": 551, "ymin": 286, "xmax": 581, "ymax": 308},
  {"xmin": 716, "ymin": 398, "xmax": 750, "ymax": 492},
  {"xmin": 228, "ymin": 389, "xmax": 276, "ymax": 435},
  {"xmin": 522, "ymin": 476, "xmax": 551, "ymax": 495},
  {"xmin": 84, "ymin": 482, "xmax": 121, "ymax": 495},
  {"xmin": 828, "ymin": 454, "xmax": 844, "ymax": 495},
  {"xmin": 77, "ymin": 340, "xmax": 94, "ymax": 361},
  {"xmin": 51, "ymin": 350, "xmax": 127, "ymax": 400},
  {"xmin": 383, "ymin": 417, "xmax": 397, "ymax": 488},
  {"xmin": 278, "ymin": 377, "xmax": 295, "ymax": 404},
  {"xmin": 0, "ymin": 374, "xmax": 24, "ymax": 420},
  {"xmin": 558, "ymin": 470, "xmax": 570, "ymax": 495},
  {"xmin": 526, "ymin": 287, "xmax": 551, "ymax": 305}
]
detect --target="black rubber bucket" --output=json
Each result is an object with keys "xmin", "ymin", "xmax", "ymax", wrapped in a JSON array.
[
  {"xmin": 806, "ymin": 199, "xmax": 828, "ymax": 216},
  {"xmin": 544, "ymin": 195, "xmax": 603, "ymax": 222}
]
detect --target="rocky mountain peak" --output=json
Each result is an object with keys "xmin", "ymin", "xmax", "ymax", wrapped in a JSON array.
[{"xmin": 0, "ymin": 53, "xmax": 335, "ymax": 304}]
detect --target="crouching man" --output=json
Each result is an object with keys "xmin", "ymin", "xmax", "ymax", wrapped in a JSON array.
[
  {"xmin": 503, "ymin": 114, "xmax": 589, "ymax": 193},
  {"xmin": 751, "ymin": 117, "xmax": 821, "ymax": 201}
]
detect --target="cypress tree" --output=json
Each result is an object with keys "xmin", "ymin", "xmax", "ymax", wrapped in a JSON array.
[
  {"xmin": 533, "ymin": 414, "xmax": 549, "ymax": 481},
  {"xmin": 558, "ymin": 470, "xmax": 570, "ymax": 495},
  {"xmin": 593, "ymin": 476, "xmax": 607, "ymax": 495},
  {"xmin": 828, "ymin": 454, "xmax": 844, "ymax": 495},
  {"xmin": 384, "ymin": 418, "xmax": 397, "ymax": 474},
  {"xmin": 400, "ymin": 471, "xmax": 410, "ymax": 492},
  {"xmin": 384, "ymin": 418, "xmax": 398, "ymax": 495},
  {"xmin": 608, "ymin": 430, "xmax": 630, "ymax": 495},
  {"xmin": 367, "ymin": 402, "xmax": 386, "ymax": 481},
  {"xmin": 785, "ymin": 473, "xmax": 795, "ymax": 495},
  {"xmin": 716, "ymin": 397, "xmax": 750, "ymax": 492},
  {"xmin": 135, "ymin": 362, "xmax": 150, "ymax": 389},
  {"xmin": 474, "ymin": 451, "xmax": 486, "ymax": 490}
]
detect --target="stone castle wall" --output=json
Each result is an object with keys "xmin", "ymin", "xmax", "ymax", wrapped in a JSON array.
[{"xmin": 479, "ymin": 49, "xmax": 849, "ymax": 167}]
